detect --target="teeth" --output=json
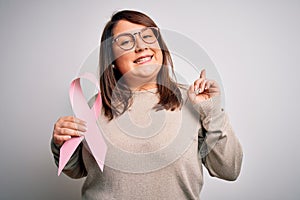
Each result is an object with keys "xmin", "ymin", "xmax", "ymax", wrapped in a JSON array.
[{"xmin": 135, "ymin": 56, "xmax": 151, "ymax": 64}]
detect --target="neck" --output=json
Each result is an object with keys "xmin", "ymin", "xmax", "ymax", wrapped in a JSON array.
[{"xmin": 131, "ymin": 82, "xmax": 157, "ymax": 91}]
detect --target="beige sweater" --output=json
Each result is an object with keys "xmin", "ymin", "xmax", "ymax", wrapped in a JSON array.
[{"xmin": 51, "ymin": 87, "xmax": 243, "ymax": 200}]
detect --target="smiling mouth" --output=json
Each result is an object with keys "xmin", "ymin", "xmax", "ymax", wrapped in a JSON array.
[{"xmin": 134, "ymin": 55, "xmax": 153, "ymax": 64}]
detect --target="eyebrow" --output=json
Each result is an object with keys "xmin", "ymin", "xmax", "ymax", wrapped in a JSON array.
[{"xmin": 113, "ymin": 27, "xmax": 147, "ymax": 38}]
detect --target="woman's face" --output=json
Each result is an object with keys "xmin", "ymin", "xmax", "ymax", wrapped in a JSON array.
[{"xmin": 112, "ymin": 20, "xmax": 163, "ymax": 90}]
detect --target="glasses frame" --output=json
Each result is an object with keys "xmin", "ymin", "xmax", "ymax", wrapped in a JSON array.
[{"xmin": 112, "ymin": 27, "xmax": 160, "ymax": 51}]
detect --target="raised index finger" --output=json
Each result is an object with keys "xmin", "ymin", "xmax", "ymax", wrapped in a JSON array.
[{"xmin": 200, "ymin": 69, "xmax": 206, "ymax": 79}]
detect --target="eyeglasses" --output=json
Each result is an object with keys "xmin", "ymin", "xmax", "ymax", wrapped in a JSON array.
[{"xmin": 112, "ymin": 27, "xmax": 159, "ymax": 51}]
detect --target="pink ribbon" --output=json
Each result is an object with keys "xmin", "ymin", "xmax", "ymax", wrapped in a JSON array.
[{"xmin": 58, "ymin": 72, "xmax": 107, "ymax": 176}]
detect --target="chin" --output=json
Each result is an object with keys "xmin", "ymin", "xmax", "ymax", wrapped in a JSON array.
[{"xmin": 133, "ymin": 63, "xmax": 161, "ymax": 77}]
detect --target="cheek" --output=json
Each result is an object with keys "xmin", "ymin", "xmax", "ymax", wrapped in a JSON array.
[
  {"xmin": 112, "ymin": 46, "xmax": 124, "ymax": 63},
  {"xmin": 151, "ymin": 43, "xmax": 163, "ymax": 65},
  {"xmin": 155, "ymin": 49, "xmax": 163, "ymax": 65},
  {"xmin": 114, "ymin": 52, "xmax": 134, "ymax": 74}
]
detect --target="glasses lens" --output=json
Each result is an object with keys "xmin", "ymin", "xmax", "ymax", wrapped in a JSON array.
[
  {"xmin": 115, "ymin": 34, "xmax": 135, "ymax": 50},
  {"xmin": 140, "ymin": 27, "xmax": 159, "ymax": 44}
]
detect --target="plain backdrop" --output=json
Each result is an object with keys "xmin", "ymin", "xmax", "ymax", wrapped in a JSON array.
[{"xmin": 0, "ymin": 0, "xmax": 299, "ymax": 199}]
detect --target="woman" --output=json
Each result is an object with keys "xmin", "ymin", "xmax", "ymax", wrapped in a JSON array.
[{"xmin": 51, "ymin": 10, "xmax": 243, "ymax": 200}]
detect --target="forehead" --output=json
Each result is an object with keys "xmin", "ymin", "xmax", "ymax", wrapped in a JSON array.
[{"xmin": 113, "ymin": 20, "xmax": 147, "ymax": 36}]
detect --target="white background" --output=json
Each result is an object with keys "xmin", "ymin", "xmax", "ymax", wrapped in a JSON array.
[{"xmin": 0, "ymin": 0, "xmax": 299, "ymax": 199}]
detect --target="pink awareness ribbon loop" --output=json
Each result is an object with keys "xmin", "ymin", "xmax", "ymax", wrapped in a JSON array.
[{"xmin": 58, "ymin": 72, "xmax": 107, "ymax": 176}]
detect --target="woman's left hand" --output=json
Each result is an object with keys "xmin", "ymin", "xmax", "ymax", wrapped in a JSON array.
[{"xmin": 188, "ymin": 69, "xmax": 220, "ymax": 104}]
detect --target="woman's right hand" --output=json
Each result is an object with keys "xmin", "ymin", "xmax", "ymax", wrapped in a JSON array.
[{"xmin": 52, "ymin": 116, "xmax": 87, "ymax": 146}]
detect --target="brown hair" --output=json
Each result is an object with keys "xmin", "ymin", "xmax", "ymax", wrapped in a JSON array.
[{"xmin": 99, "ymin": 10, "xmax": 183, "ymax": 120}]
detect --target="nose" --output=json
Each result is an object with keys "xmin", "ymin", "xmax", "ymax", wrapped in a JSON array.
[{"xmin": 134, "ymin": 34, "xmax": 148, "ymax": 52}]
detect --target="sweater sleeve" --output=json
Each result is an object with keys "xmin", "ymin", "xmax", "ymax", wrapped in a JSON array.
[
  {"xmin": 193, "ymin": 95, "xmax": 243, "ymax": 181},
  {"xmin": 50, "ymin": 138, "xmax": 87, "ymax": 179}
]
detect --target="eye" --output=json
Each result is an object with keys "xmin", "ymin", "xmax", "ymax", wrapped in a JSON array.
[
  {"xmin": 116, "ymin": 35, "xmax": 134, "ymax": 47},
  {"xmin": 142, "ymin": 34, "xmax": 153, "ymax": 39},
  {"xmin": 120, "ymin": 40, "xmax": 131, "ymax": 46}
]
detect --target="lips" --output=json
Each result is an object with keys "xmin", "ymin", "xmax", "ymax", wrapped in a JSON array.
[{"xmin": 133, "ymin": 55, "xmax": 153, "ymax": 64}]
